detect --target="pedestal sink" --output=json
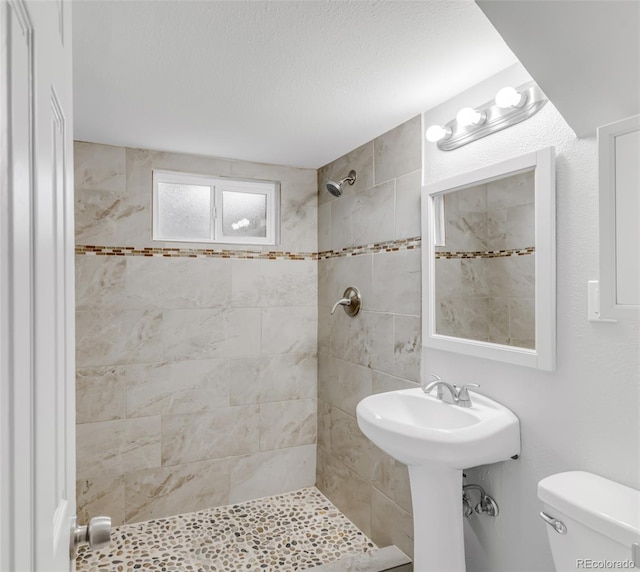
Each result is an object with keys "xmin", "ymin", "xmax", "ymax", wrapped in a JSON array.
[{"xmin": 356, "ymin": 388, "xmax": 520, "ymax": 572}]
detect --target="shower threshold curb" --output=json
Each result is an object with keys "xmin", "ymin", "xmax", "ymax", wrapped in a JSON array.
[{"xmin": 310, "ymin": 545, "xmax": 412, "ymax": 572}]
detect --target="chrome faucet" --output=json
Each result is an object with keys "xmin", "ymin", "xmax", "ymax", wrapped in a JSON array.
[
  {"xmin": 421, "ymin": 373, "xmax": 446, "ymax": 398},
  {"xmin": 422, "ymin": 373, "xmax": 479, "ymax": 408},
  {"xmin": 422, "ymin": 378, "xmax": 459, "ymax": 405}
]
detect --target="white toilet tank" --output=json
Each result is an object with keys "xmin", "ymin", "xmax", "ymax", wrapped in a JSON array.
[{"xmin": 538, "ymin": 471, "xmax": 640, "ymax": 572}]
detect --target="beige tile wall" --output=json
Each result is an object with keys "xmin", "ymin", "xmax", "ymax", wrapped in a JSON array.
[
  {"xmin": 316, "ymin": 115, "xmax": 423, "ymax": 558},
  {"xmin": 75, "ymin": 142, "xmax": 318, "ymax": 525}
]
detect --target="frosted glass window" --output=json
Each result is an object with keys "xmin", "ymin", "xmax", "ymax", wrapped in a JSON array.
[
  {"xmin": 152, "ymin": 170, "xmax": 279, "ymax": 245},
  {"xmin": 156, "ymin": 182, "xmax": 212, "ymax": 241},
  {"xmin": 222, "ymin": 191, "xmax": 267, "ymax": 238}
]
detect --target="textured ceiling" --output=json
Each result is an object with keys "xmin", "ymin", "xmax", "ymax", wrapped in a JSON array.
[{"xmin": 72, "ymin": 0, "xmax": 517, "ymax": 169}]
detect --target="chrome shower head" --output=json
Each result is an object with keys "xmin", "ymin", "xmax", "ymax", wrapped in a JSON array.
[
  {"xmin": 326, "ymin": 170, "xmax": 356, "ymax": 197},
  {"xmin": 326, "ymin": 181, "xmax": 342, "ymax": 197}
]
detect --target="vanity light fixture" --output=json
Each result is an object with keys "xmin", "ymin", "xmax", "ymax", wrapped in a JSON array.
[
  {"xmin": 425, "ymin": 125, "xmax": 452, "ymax": 143},
  {"xmin": 495, "ymin": 86, "xmax": 526, "ymax": 109},
  {"xmin": 426, "ymin": 81, "xmax": 548, "ymax": 151},
  {"xmin": 456, "ymin": 107, "xmax": 486, "ymax": 127}
]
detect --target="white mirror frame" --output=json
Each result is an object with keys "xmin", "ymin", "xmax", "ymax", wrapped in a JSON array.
[
  {"xmin": 598, "ymin": 115, "xmax": 640, "ymax": 320},
  {"xmin": 421, "ymin": 147, "xmax": 556, "ymax": 371}
]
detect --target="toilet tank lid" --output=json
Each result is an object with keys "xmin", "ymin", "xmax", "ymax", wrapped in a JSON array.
[{"xmin": 538, "ymin": 471, "xmax": 640, "ymax": 546}]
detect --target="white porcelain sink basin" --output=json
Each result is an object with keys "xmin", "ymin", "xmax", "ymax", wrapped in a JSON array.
[{"xmin": 356, "ymin": 388, "xmax": 520, "ymax": 469}]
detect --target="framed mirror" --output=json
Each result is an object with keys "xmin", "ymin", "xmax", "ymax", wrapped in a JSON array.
[
  {"xmin": 598, "ymin": 115, "xmax": 640, "ymax": 320},
  {"xmin": 421, "ymin": 147, "xmax": 556, "ymax": 371}
]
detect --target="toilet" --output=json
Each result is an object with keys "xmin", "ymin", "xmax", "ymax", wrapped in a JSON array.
[{"xmin": 538, "ymin": 471, "xmax": 640, "ymax": 571}]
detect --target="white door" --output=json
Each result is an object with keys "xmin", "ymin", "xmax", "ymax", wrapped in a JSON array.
[{"xmin": 0, "ymin": 0, "xmax": 92, "ymax": 570}]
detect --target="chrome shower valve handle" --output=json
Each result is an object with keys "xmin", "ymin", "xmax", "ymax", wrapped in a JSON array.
[
  {"xmin": 330, "ymin": 286, "xmax": 361, "ymax": 317},
  {"xmin": 330, "ymin": 297, "xmax": 351, "ymax": 314}
]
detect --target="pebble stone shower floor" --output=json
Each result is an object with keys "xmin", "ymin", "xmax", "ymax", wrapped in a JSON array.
[{"xmin": 76, "ymin": 487, "xmax": 377, "ymax": 572}]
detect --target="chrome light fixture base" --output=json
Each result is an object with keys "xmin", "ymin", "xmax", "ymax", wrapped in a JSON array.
[{"xmin": 437, "ymin": 82, "xmax": 547, "ymax": 151}]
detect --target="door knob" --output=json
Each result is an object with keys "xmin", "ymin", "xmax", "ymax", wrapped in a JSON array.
[{"xmin": 70, "ymin": 515, "xmax": 111, "ymax": 557}]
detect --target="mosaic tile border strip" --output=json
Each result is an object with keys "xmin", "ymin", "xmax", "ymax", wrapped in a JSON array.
[
  {"xmin": 75, "ymin": 236, "xmax": 423, "ymax": 261},
  {"xmin": 75, "ymin": 240, "xmax": 530, "ymax": 261},
  {"xmin": 317, "ymin": 236, "xmax": 421, "ymax": 260},
  {"xmin": 435, "ymin": 246, "xmax": 535, "ymax": 260},
  {"xmin": 76, "ymin": 486, "xmax": 377, "ymax": 572},
  {"xmin": 75, "ymin": 245, "xmax": 318, "ymax": 260}
]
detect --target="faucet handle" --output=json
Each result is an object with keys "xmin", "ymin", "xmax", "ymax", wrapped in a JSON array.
[
  {"xmin": 330, "ymin": 287, "xmax": 361, "ymax": 317},
  {"xmin": 456, "ymin": 384, "xmax": 479, "ymax": 407},
  {"xmin": 458, "ymin": 383, "xmax": 479, "ymax": 396},
  {"xmin": 330, "ymin": 298, "xmax": 351, "ymax": 315}
]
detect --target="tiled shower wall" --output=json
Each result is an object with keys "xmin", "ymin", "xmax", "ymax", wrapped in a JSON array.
[
  {"xmin": 75, "ymin": 142, "xmax": 318, "ymax": 525},
  {"xmin": 316, "ymin": 115, "xmax": 423, "ymax": 558}
]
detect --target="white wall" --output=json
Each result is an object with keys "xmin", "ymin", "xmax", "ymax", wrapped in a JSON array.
[{"xmin": 422, "ymin": 64, "xmax": 640, "ymax": 572}]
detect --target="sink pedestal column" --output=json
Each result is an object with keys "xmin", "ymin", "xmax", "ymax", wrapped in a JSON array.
[{"xmin": 408, "ymin": 463, "xmax": 465, "ymax": 572}]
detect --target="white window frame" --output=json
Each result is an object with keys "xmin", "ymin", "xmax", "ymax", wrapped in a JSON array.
[{"xmin": 152, "ymin": 169, "xmax": 280, "ymax": 246}]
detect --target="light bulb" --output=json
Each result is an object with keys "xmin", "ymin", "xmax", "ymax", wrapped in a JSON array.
[
  {"xmin": 456, "ymin": 107, "xmax": 485, "ymax": 127},
  {"xmin": 425, "ymin": 125, "xmax": 452, "ymax": 143},
  {"xmin": 495, "ymin": 86, "xmax": 526, "ymax": 109}
]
